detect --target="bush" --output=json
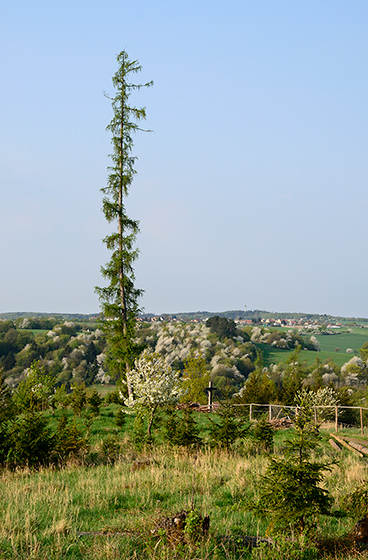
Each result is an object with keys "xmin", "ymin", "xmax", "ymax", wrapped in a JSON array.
[
  {"xmin": 53, "ymin": 413, "xmax": 89, "ymax": 463},
  {"xmin": 0, "ymin": 371, "xmax": 14, "ymax": 423},
  {"xmin": 6, "ymin": 410, "xmax": 53, "ymax": 469},
  {"xmin": 252, "ymin": 417, "xmax": 274, "ymax": 453},
  {"xmin": 88, "ymin": 388, "xmax": 103, "ymax": 416},
  {"xmin": 207, "ymin": 400, "xmax": 250, "ymax": 451},
  {"xmin": 249, "ymin": 400, "xmax": 334, "ymax": 536},
  {"xmin": 164, "ymin": 408, "xmax": 201, "ymax": 448},
  {"xmin": 0, "ymin": 421, "xmax": 10, "ymax": 465},
  {"xmin": 70, "ymin": 383, "xmax": 87, "ymax": 416},
  {"xmin": 104, "ymin": 389, "xmax": 122, "ymax": 405},
  {"xmin": 344, "ymin": 482, "xmax": 368, "ymax": 519},
  {"xmin": 100, "ymin": 433, "xmax": 121, "ymax": 464},
  {"xmin": 115, "ymin": 407, "xmax": 126, "ymax": 428}
]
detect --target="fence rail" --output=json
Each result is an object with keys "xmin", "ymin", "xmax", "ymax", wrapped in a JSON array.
[{"xmin": 232, "ymin": 403, "xmax": 368, "ymax": 435}]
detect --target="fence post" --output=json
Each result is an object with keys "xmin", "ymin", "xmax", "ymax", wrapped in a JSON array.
[
  {"xmin": 314, "ymin": 407, "xmax": 317, "ymax": 426},
  {"xmin": 249, "ymin": 403, "xmax": 252, "ymax": 422},
  {"xmin": 335, "ymin": 406, "xmax": 338, "ymax": 432},
  {"xmin": 361, "ymin": 408, "xmax": 364, "ymax": 436},
  {"xmin": 269, "ymin": 404, "xmax": 272, "ymax": 421}
]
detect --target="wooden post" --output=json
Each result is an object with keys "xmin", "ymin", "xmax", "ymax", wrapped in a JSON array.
[
  {"xmin": 335, "ymin": 406, "xmax": 338, "ymax": 432},
  {"xmin": 204, "ymin": 381, "xmax": 216, "ymax": 412},
  {"xmin": 249, "ymin": 403, "xmax": 253, "ymax": 422},
  {"xmin": 269, "ymin": 404, "xmax": 272, "ymax": 422},
  {"xmin": 360, "ymin": 408, "xmax": 364, "ymax": 436},
  {"xmin": 314, "ymin": 407, "xmax": 317, "ymax": 426}
]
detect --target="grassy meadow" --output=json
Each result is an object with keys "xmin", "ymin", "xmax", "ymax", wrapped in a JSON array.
[
  {"xmin": 259, "ymin": 327, "xmax": 368, "ymax": 368},
  {"xmin": 1, "ymin": 406, "xmax": 368, "ymax": 560}
]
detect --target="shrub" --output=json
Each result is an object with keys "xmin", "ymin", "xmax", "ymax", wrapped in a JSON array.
[
  {"xmin": 6, "ymin": 410, "xmax": 53, "ymax": 469},
  {"xmin": 249, "ymin": 400, "xmax": 334, "ymax": 536},
  {"xmin": 252, "ymin": 417, "xmax": 274, "ymax": 453},
  {"xmin": 181, "ymin": 351, "xmax": 210, "ymax": 404},
  {"xmin": 344, "ymin": 482, "xmax": 368, "ymax": 519},
  {"xmin": 0, "ymin": 371, "xmax": 14, "ymax": 423},
  {"xmin": 124, "ymin": 350, "xmax": 184, "ymax": 438},
  {"xmin": 53, "ymin": 412, "xmax": 89, "ymax": 463},
  {"xmin": 12, "ymin": 361, "xmax": 54, "ymax": 412},
  {"xmin": 115, "ymin": 407, "xmax": 126, "ymax": 428},
  {"xmin": 70, "ymin": 383, "xmax": 87, "ymax": 416},
  {"xmin": 184, "ymin": 510, "xmax": 205, "ymax": 543},
  {"xmin": 88, "ymin": 388, "xmax": 103, "ymax": 416},
  {"xmin": 104, "ymin": 389, "xmax": 122, "ymax": 405},
  {"xmin": 164, "ymin": 408, "xmax": 201, "ymax": 448},
  {"xmin": 100, "ymin": 433, "xmax": 121, "ymax": 464},
  {"xmin": 207, "ymin": 400, "xmax": 250, "ymax": 451}
]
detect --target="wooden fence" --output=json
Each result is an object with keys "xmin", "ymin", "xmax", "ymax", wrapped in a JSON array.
[{"xmin": 233, "ymin": 403, "xmax": 368, "ymax": 435}]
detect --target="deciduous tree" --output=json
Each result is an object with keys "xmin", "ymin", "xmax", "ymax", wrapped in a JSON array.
[
  {"xmin": 181, "ymin": 351, "xmax": 210, "ymax": 404},
  {"xmin": 124, "ymin": 350, "xmax": 184, "ymax": 438}
]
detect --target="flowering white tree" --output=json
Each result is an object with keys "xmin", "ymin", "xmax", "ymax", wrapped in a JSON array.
[
  {"xmin": 124, "ymin": 350, "xmax": 184, "ymax": 437},
  {"xmin": 310, "ymin": 336, "xmax": 320, "ymax": 351},
  {"xmin": 295, "ymin": 387, "xmax": 340, "ymax": 422},
  {"xmin": 341, "ymin": 356, "xmax": 365, "ymax": 386},
  {"xmin": 295, "ymin": 387, "xmax": 340, "ymax": 408}
]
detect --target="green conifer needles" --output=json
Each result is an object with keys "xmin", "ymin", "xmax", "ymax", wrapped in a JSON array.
[
  {"xmin": 250, "ymin": 400, "xmax": 334, "ymax": 536},
  {"xmin": 96, "ymin": 51, "xmax": 152, "ymax": 389}
]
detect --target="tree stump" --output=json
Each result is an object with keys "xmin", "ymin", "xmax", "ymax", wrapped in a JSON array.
[
  {"xmin": 355, "ymin": 514, "xmax": 368, "ymax": 544},
  {"xmin": 153, "ymin": 510, "xmax": 210, "ymax": 546}
]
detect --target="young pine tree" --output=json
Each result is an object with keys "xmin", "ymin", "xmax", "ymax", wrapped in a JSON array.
[
  {"xmin": 207, "ymin": 398, "xmax": 250, "ymax": 452},
  {"xmin": 164, "ymin": 407, "xmax": 201, "ymax": 449},
  {"xmin": 249, "ymin": 397, "xmax": 333, "ymax": 536},
  {"xmin": 95, "ymin": 51, "xmax": 153, "ymax": 393}
]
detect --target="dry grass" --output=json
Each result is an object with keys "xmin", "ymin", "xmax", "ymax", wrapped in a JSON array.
[{"xmin": 0, "ymin": 435, "xmax": 367, "ymax": 559}]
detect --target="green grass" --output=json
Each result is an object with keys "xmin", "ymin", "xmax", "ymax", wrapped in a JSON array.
[
  {"xmin": 89, "ymin": 384, "xmax": 117, "ymax": 397},
  {"xmin": 315, "ymin": 331, "xmax": 368, "ymax": 355},
  {"xmin": 18, "ymin": 328, "xmax": 50, "ymax": 336},
  {"xmin": 44, "ymin": 404, "xmax": 135, "ymax": 446},
  {"xmin": 2, "ymin": 403, "xmax": 368, "ymax": 559},
  {"xmin": 0, "ymin": 427, "xmax": 367, "ymax": 559},
  {"xmin": 258, "ymin": 329, "xmax": 368, "ymax": 368}
]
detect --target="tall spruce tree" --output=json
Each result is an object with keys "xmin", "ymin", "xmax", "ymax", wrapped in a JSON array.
[{"xmin": 96, "ymin": 51, "xmax": 153, "ymax": 393}]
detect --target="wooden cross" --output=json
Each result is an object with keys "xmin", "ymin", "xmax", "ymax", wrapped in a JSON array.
[{"xmin": 204, "ymin": 381, "xmax": 217, "ymax": 412}]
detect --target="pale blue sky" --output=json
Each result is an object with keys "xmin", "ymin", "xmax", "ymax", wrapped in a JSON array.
[{"xmin": 1, "ymin": 1, "xmax": 368, "ymax": 317}]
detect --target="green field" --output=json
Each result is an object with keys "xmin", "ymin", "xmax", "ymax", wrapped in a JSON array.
[
  {"xmin": 18, "ymin": 328, "xmax": 50, "ymax": 336},
  {"xmin": 258, "ymin": 328, "xmax": 368, "ymax": 368},
  {"xmin": 90, "ymin": 384, "xmax": 117, "ymax": 397}
]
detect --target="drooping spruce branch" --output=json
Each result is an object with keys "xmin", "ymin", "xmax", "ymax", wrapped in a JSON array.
[{"xmin": 96, "ymin": 51, "xmax": 153, "ymax": 394}]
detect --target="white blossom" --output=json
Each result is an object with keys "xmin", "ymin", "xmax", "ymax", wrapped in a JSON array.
[
  {"xmin": 310, "ymin": 336, "xmax": 320, "ymax": 350},
  {"xmin": 322, "ymin": 372, "xmax": 338, "ymax": 385},
  {"xmin": 295, "ymin": 387, "xmax": 340, "ymax": 408},
  {"xmin": 124, "ymin": 350, "xmax": 184, "ymax": 411},
  {"xmin": 95, "ymin": 369, "xmax": 111, "ymax": 384},
  {"xmin": 340, "ymin": 356, "xmax": 365, "ymax": 386},
  {"xmin": 250, "ymin": 327, "xmax": 269, "ymax": 344},
  {"xmin": 97, "ymin": 353, "xmax": 106, "ymax": 365}
]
